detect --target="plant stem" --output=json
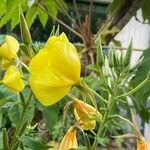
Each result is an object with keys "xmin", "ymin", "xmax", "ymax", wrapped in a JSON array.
[
  {"xmin": 92, "ymin": 85, "xmax": 118, "ymax": 150},
  {"xmin": 10, "ymin": 91, "xmax": 33, "ymax": 149},
  {"xmin": 115, "ymin": 76, "xmax": 150, "ymax": 100},
  {"xmin": 80, "ymin": 80, "xmax": 108, "ymax": 105}
]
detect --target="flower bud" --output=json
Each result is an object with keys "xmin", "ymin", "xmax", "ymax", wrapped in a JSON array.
[
  {"xmin": 59, "ymin": 126, "xmax": 78, "ymax": 150},
  {"xmin": 3, "ymin": 66, "xmax": 24, "ymax": 92},
  {"xmin": 20, "ymin": 9, "xmax": 32, "ymax": 45},
  {"xmin": 102, "ymin": 56, "xmax": 111, "ymax": 76},
  {"xmin": 96, "ymin": 35, "xmax": 104, "ymax": 67},
  {"xmin": 124, "ymin": 40, "xmax": 133, "ymax": 67},
  {"xmin": 0, "ymin": 35, "xmax": 19, "ymax": 60},
  {"xmin": 73, "ymin": 99, "xmax": 102, "ymax": 131}
]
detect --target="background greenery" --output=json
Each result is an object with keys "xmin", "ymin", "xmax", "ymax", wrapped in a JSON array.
[{"xmin": 0, "ymin": 0, "xmax": 150, "ymax": 149}]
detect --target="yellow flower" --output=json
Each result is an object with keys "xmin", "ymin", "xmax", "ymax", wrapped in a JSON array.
[
  {"xmin": 74, "ymin": 99, "xmax": 102, "ymax": 131},
  {"xmin": 3, "ymin": 66, "xmax": 24, "ymax": 92},
  {"xmin": 29, "ymin": 33, "xmax": 81, "ymax": 106},
  {"xmin": 0, "ymin": 35, "xmax": 19, "ymax": 60},
  {"xmin": 137, "ymin": 138, "xmax": 150, "ymax": 150},
  {"xmin": 1, "ymin": 59, "xmax": 13, "ymax": 70},
  {"xmin": 59, "ymin": 126, "xmax": 78, "ymax": 150}
]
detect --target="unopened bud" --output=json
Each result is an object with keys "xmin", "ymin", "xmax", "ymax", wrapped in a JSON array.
[{"xmin": 20, "ymin": 8, "xmax": 32, "ymax": 45}]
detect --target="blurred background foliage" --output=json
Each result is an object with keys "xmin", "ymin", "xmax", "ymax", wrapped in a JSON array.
[{"xmin": 0, "ymin": 0, "xmax": 150, "ymax": 149}]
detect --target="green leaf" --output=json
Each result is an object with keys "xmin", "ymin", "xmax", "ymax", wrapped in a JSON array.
[
  {"xmin": 0, "ymin": 85, "xmax": 17, "ymax": 108},
  {"xmin": 130, "ymin": 48, "xmax": 150, "ymax": 122},
  {"xmin": 141, "ymin": 0, "xmax": 150, "ymax": 22},
  {"xmin": 43, "ymin": 0, "xmax": 58, "ymax": 17},
  {"xmin": 0, "ymin": 0, "xmax": 21, "ymax": 28},
  {"xmin": 108, "ymin": 0, "xmax": 124, "ymax": 14},
  {"xmin": 37, "ymin": 7, "xmax": 48, "ymax": 28},
  {"xmin": 0, "ymin": 0, "xmax": 6, "ymax": 18},
  {"xmin": 21, "ymin": 136, "xmax": 50, "ymax": 150},
  {"xmin": 26, "ymin": 6, "xmax": 38, "ymax": 28},
  {"xmin": 11, "ymin": 6, "xmax": 19, "ymax": 30},
  {"xmin": 43, "ymin": 104, "xmax": 58, "ymax": 133},
  {"xmin": 8, "ymin": 102, "xmax": 21, "ymax": 127}
]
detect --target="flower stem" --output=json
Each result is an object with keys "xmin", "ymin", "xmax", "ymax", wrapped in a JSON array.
[{"xmin": 10, "ymin": 91, "xmax": 33, "ymax": 149}]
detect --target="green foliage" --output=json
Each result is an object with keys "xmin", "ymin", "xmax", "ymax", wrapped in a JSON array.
[
  {"xmin": 8, "ymin": 102, "xmax": 21, "ymax": 127},
  {"xmin": 130, "ymin": 48, "xmax": 150, "ymax": 122},
  {"xmin": 141, "ymin": 0, "xmax": 150, "ymax": 22},
  {"xmin": 108, "ymin": 0, "xmax": 124, "ymax": 14},
  {"xmin": 0, "ymin": 0, "xmax": 28, "ymax": 30},
  {"xmin": 42, "ymin": 104, "xmax": 59, "ymax": 133},
  {"xmin": 21, "ymin": 135, "xmax": 50, "ymax": 150},
  {"xmin": 108, "ymin": 0, "xmax": 150, "ymax": 23},
  {"xmin": 0, "ymin": 85, "xmax": 17, "ymax": 107},
  {"xmin": 0, "ymin": 0, "xmax": 66, "ymax": 30}
]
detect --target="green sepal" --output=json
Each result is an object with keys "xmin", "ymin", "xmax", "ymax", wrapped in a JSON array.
[{"xmin": 96, "ymin": 35, "xmax": 104, "ymax": 67}]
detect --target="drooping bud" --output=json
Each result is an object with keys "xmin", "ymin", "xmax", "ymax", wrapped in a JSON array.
[
  {"xmin": 3, "ymin": 66, "xmax": 24, "ymax": 92},
  {"xmin": 73, "ymin": 99, "xmax": 102, "ymax": 131},
  {"xmin": 59, "ymin": 126, "xmax": 78, "ymax": 150}
]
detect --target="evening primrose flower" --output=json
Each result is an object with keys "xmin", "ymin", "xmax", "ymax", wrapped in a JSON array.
[
  {"xmin": 29, "ymin": 33, "xmax": 81, "ymax": 106},
  {"xmin": 74, "ymin": 99, "xmax": 102, "ymax": 131},
  {"xmin": 59, "ymin": 126, "xmax": 78, "ymax": 150},
  {"xmin": 0, "ymin": 35, "xmax": 19, "ymax": 60},
  {"xmin": 3, "ymin": 66, "xmax": 24, "ymax": 92}
]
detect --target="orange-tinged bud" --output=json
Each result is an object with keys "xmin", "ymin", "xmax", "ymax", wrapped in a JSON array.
[
  {"xmin": 74, "ymin": 99, "xmax": 102, "ymax": 131},
  {"xmin": 59, "ymin": 126, "xmax": 78, "ymax": 150},
  {"xmin": 0, "ymin": 35, "xmax": 19, "ymax": 60}
]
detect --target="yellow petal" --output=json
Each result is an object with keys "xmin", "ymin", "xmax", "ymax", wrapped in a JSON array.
[
  {"xmin": 44, "ymin": 32, "xmax": 81, "ymax": 83},
  {"xmin": 29, "ymin": 33, "xmax": 81, "ymax": 106},
  {"xmin": 59, "ymin": 126, "xmax": 78, "ymax": 150},
  {"xmin": 0, "ymin": 35, "xmax": 19, "ymax": 60},
  {"xmin": 1, "ymin": 59, "xmax": 13, "ymax": 70},
  {"xmin": 3, "ymin": 66, "xmax": 24, "ymax": 92},
  {"xmin": 30, "ymin": 76, "xmax": 71, "ymax": 106}
]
